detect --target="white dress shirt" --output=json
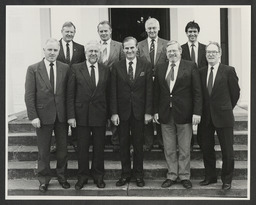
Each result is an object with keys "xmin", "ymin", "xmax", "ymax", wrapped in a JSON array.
[
  {"xmin": 100, "ymin": 38, "xmax": 111, "ymax": 61},
  {"xmin": 86, "ymin": 61, "xmax": 99, "ymax": 86},
  {"xmin": 188, "ymin": 41, "xmax": 199, "ymax": 65},
  {"xmin": 165, "ymin": 60, "xmax": 180, "ymax": 93},
  {"xmin": 126, "ymin": 57, "xmax": 137, "ymax": 79},
  {"xmin": 206, "ymin": 63, "xmax": 220, "ymax": 87},
  {"xmin": 62, "ymin": 39, "xmax": 73, "ymax": 60},
  {"xmin": 44, "ymin": 59, "xmax": 57, "ymax": 94}
]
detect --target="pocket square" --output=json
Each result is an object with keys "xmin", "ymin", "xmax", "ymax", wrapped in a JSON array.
[{"xmin": 140, "ymin": 72, "xmax": 145, "ymax": 76}]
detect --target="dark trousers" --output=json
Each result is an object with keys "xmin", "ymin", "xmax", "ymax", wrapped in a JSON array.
[
  {"xmin": 76, "ymin": 125, "xmax": 105, "ymax": 182},
  {"xmin": 118, "ymin": 114, "xmax": 144, "ymax": 179},
  {"xmin": 200, "ymin": 119, "xmax": 234, "ymax": 184},
  {"xmin": 144, "ymin": 121, "xmax": 163, "ymax": 148},
  {"xmin": 36, "ymin": 118, "xmax": 68, "ymax": 184}
]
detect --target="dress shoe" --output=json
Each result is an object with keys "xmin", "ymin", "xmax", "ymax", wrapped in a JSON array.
[
  {"xmin": 136, "ymin": 178, "xmax": 145, "ymax": 187},
  {"xmin": 39, "ymin": 184, "xmax": 48, "ymax": 193},
  {"xmin": 222, "ymin": 183, "xmax": 231, "ymax": 190},
  {"xmin": 181, "ymin": 180, "xmax": 192, "ymax": 189},
  {"xmin": 161, "ymin": 179, "xmax": 176, "ymax": 188},
  {"xmin": 116, "ymin": 177, "xmax": 131, "ymax": 186},
  {"xmin": 199, "ymin": 178, "xmax": 217, "ymax": 186},
  {"xmin": 75, "ymin": 179, "xmax": 88, "ymax": 190},
  {"xmin": 59, "ymin": 181, "xmax": 70, "ymax": 189},
  {"xmin": 94, "ymin": 179, "xmax": 106, "ymax": 188}
]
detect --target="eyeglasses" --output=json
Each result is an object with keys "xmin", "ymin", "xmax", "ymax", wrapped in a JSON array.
[{"xmin": 206, "ymin": 50, "xmax": 219, "ymax": 55}]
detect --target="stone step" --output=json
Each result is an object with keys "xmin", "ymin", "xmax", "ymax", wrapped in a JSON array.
[
  {"xmin": 8, "ymin": 130, "xmax": 248, "ymax": 146},
  {"xmin": 7, "ymin": 179, "xmax": 247, "ymax": 198},
  {"xmin": 8, "ymin": 144, "xmax": 248, "ymax": 161},
  {"xmin": 8, "ymin": 160, "xmax": 248, "ymax": 180}
]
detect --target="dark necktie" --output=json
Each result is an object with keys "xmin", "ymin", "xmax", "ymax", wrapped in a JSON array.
[
  {"xmin": 208, "ymin": 67, "xmax": 214, "ymax": 95},
  {"xmin": 49, "ymin": 63, "xmax": 54, "ymax": 93},
  {"xmin": 150, "ymin": 39, "xmax": 155, "ymax": 65},
  {"xmin": 166, "ymin": 63, "xmax": 175, "ymax": 89},
  {"xmin": 66, "ymin": 43, "xmax": 70, "ymax": 64},
  {"xmin": 191, "ymin": 43, "xmax": 196, "ymax": 63},
  {"xmin": 90, "ymin": 65, "xmax": 96, "ymax": 89},
  {"xmin": 128, "ymin": 61, "xmax": 134, "ymax": 82}
]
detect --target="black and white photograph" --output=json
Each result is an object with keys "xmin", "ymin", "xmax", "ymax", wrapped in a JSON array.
[{"xmin": 2, "ymin": 1, "xmax": 254, "ymax": 203}]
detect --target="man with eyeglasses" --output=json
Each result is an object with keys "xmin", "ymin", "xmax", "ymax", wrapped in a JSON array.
[
  {"xmin": 154, "ymin": 40, "xmax": 202, "ymax": 189},
  {"xmin": 181, "ymin": 20, "xmax": 208, "ymax": 150},
  {"xmin": 198, "ymin": 42, "xmax": 240, "ymax": 190}
]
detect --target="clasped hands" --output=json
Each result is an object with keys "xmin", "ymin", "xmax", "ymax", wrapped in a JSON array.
[{"xmin": 111, "ymin": 114, "xmax": 153, "ymax": 126}]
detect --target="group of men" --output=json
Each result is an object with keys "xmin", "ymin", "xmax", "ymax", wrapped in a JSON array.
[{"xmin": 25, "ymin": 18, "xmax": 240, "ymax": 193}]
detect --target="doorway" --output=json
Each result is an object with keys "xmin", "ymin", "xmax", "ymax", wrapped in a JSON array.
[{"xmin": 110, "ymin": 8, "xmax": 170, "ymax": 42}]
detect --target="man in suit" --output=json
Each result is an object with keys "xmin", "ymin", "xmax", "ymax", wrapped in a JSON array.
[
  {"xmin": 67, "ymin": 41, "xmax": 110, "ymax": 189},
  {"xmin": 154, "ymin": 40, "xmax": 202, "ymax": 189},
  {"xmin": 181, "ymin": 20, "xmax": 208, "ymax": 149},
  {"xmin": 111, "ymin": 37, "xmax": 153, "ymax": 187},
  {"xmin": 52, "ymin": 21, "xmax": 86, "ymax": 153},
  {"xmin": 138, "ymin": 18, "xmax": 168, "ymax": 151},
  {"xmin": 97, "ymin": 20, "xmax": 124, "ymax": 152},
  {"xmin": 198, "ymin": 42, "xmax": 240, "ymax": 190},
  {"xmin": 25, "ymin": 38, "xmax": 70, "ymax": 192}
]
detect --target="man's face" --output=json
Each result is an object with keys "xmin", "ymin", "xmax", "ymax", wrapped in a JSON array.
[
  {"xmin": 206, "ymin": 44, "xmax": 221, "ymax": 66},
  {"xmin": 86, "ymin": 45, "xmax": 100, "ymax": 64},
  {"xmin": 166, "ymin": 43, "xmax": 182, "ymax": 63},
  {"xmin": 123, "ymin": 39, "xmax": 138, "ymax": 61},
  {"xmin": 145, "ymin": 22, "xmax": 159, "ymax": 39},
  {"xmin": 186, "ymin": 27, "xmax": 199, "ymax": 43},
  {"xmin": 98, "ymin": 24, "xmax": 112, "ymax": 41},
  {"xmin": 44, "ymin": 41, "xmax": 60, "ymax": 62},
  {"xmin": 61, "ymin": 26, "xmax": 76, "ymax": 42}
]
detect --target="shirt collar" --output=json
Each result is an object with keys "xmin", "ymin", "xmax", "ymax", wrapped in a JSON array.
[
  {"xmin": 86, "ymin": 60, "xmax": 98, "ymax": 69},
  {"xmin": 100, "ymin": 38, "xmax": 111, "ymax": 45},
  {"xmin": 44, "ymin": 59, "xmax": 56, "ymax": 67},
  {"xmin": 168, "ymin": 59, "xmax": 181, "ymax": 68},
  {"xmin": 147, "ymin": 36, "xmax": 158, "ymax": 44},
  {"xmin": 208, "ymin": 62, "xmax": 220, "ymax": 71},
  {"xmin": 188, "ymin": 41, "xmax": 198, "ymax": 48},
  {"xmin": 126, "ymin": 57, "xmax": 137, "ymax": 66},
  {"xmin": 62, "ymin": 38, "xmax": 73, "ymax": 46}
]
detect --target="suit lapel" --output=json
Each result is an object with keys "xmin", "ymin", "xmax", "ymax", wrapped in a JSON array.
[
  {"xmin": 198, "ymin": 43, "xmax": 204, "ymax": 66},
  {"xmin": 184, "ymin": 43, "xmax": 191, "ymax": 60},
  {"xmin": 107, "ymin": 40, "xmax": 115, "ymax": 63},
  {"xmin": 155, "ymin": 38, "xmax": 163, "ymax": 65},
  {"xmin": 211, "ymin": 64, "xmax": 223, "ymax": 94},
  {"xmin": 59, "ymin": 40, "xmax": 66, "ymax": 63},
  {"xmin": 134, "ymin": 59, "xmax": 143, "ymax": 83},
  {"xmin": 172, "ymin": 60, "xmax": 185, "ymax": 92},
  {"xmin": 38, "ymin": 60, "xmax": 53, "ymax": 92},
  {"xmin": 55, "ymin": 61, "xmax": 63, "ymax": 94},
  {"xmin": 71, "ymin": 41, "xmax": 77, "ymax": 64},
  {"xmin": 79, "ymin": 62, "xmax": 94, "ymax": 93},
  {"xmin": 162, "ymin": 62, "xmax": 170, "ymax": 91},
  {"xmin": 142, "ymin": 40, "xmax": 151, "ymax": 62}
]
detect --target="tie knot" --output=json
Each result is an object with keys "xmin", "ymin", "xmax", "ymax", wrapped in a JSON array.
[
  {"xmin": 129, "ymin": 61, "xmax": 133, "ymax": 66},
  {"xmin": 171, "ymin": 63, "xmax": 175, "ymax": 68},
  {"xmin": 211, "ymin": 66, "xmax": 214, "ymax": 70},
  {"xmin": 91, "ymin": 65, "xmax": 95, "ymax": 69},
  {"xmin": 66, "ymin": 43, "xmax": 69, "ymax": 47},
  {"xmin": 103, "ymin": 41, "xmax": 107, "ymax": 45},
  {"xmin": 191, "ymin": 43, "xmax": 195, "ymax": 47},
  {"xmin": 151, "ymin": 39, "xmax": 155, "ymax": 43},
  {"xmin": 49, "ymin": 63, "xmax": 54, "ymax": 67}
]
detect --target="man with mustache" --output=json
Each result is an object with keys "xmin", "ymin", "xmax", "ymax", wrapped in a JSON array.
[
  {"xmin": 67, "ymin": 41, "xmax": 110, "ymax": 189},
  {"xmin": 154, "ymin": 40, "xmax": 202, "ymax": 189}
]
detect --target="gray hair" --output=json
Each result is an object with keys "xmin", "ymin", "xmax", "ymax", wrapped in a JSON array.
[
  {"xmin": 44, "ymin": 38, "xmax": 60, "ymax": 48},
  {"xmin": 166, "ymin": 40, "xmax": 182, "ymax": 52},
  {"xmin": 206, "ymin": 41, "xmax": 222, "ymax": 53},
  {"xmin": 145, "ymin": 18, "xmax": 160, "ymax": 30},
  {"xmin": 85, "ymin": 40, "xmax": 101, "ymax": 51}
]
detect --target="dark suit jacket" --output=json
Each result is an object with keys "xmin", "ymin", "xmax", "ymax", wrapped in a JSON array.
[
  {"xmin": 199, "ymin": 64, "xmax": 240, "ymax": 128},
  {"xmin": 138, "ymin": 37, "xmax": 168, "ymax": 73},
  {"xmin": 67, "ymin": 62, "xmax": 110, "ymax": 127},
  {"xmin": 154, "ymin": 60, "xmax": 202, "ymax": 124},
  {"xmin": 110, "ymin": 58, "xmax": 153, "ymax": 121},
  {"xmin": 25, "ymin": 60, "xmax": 69, "ymax": 124},
  {"xmin": 181, "ymin": 42, "xmax": 208, "ymax": 68},
  {"xmin": 57, "ymin": 39, "xmax": 86, "ymax": 65},
  {"xmin": 99, "ymin": 40, "xmax": 125, "ymax": 70}
]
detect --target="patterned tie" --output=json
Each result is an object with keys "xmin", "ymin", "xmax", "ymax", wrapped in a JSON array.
[
  {"xmin": 150, "ymin": 39, "xmax": 155, "ymax": 65},
  {"xmin": 49, "ymin": 63, "xmax": 54, "ymax": 93},
  {"xmin": 102, "ymin": 41, "xmax": 107, "ymax": 63},
  {"xmin": 90, "ymin": 65, "xmax": 96, "ymax": 89},
  {"xmin": 191, "ymin": 43, "xmax": 196, "ymax": 63},
  {"xmin": 208, "ymin": 67, "xmax": 214, "ymax": 95},
  {"xmin": 66, "ymin": 43, "xmax": 70, "ymax": 64},
  {"xmin": 166, "ymin": 63, "xmax": 175, "ymax": 89},
  {"xmin": 128, "ymin": 61, "xmax": 134, "ymax": 82}
]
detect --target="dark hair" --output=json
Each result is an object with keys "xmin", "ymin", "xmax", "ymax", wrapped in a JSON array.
[
  {"xmin": 185, "ymin": 21, "xmax": 200, "ymax": 32},
  {"xmin": 62, "ymin": 21, "xmax": 76, "ymax": 31},
  {"xmin": 97, "ymin": 20, "xmax": 112, "ymax": 31},
  {"xmin": 122, "ymin": 36, "xmax": 138, "ymax": 48}
]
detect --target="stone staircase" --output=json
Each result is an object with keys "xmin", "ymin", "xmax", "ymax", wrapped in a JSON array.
[{"xmin": 7, "ymin": 106, "xmax": 248, "ymax": 198}]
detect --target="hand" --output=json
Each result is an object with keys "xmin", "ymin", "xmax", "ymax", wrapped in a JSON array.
[
  {"xmin": 111, "ymin": 114, "xmax": 120, "ymax": 126},
  {"xmin": 192, "ymin": 114, "xmax": 201, "ymax": 125},
  {"xmin": 144, "ymin": 114, "xmax": 152, "ymax": 124},
  {"xmin": 153, "ymin": 113, "xmax": 160, "ymax": 124},
  {"xmin": 68, "ymin": 118, "xmax": 76, "ymax": 128},
  {"xmin": 31, "ymin": 118, "xmax": 41, "ymax": 128}
]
